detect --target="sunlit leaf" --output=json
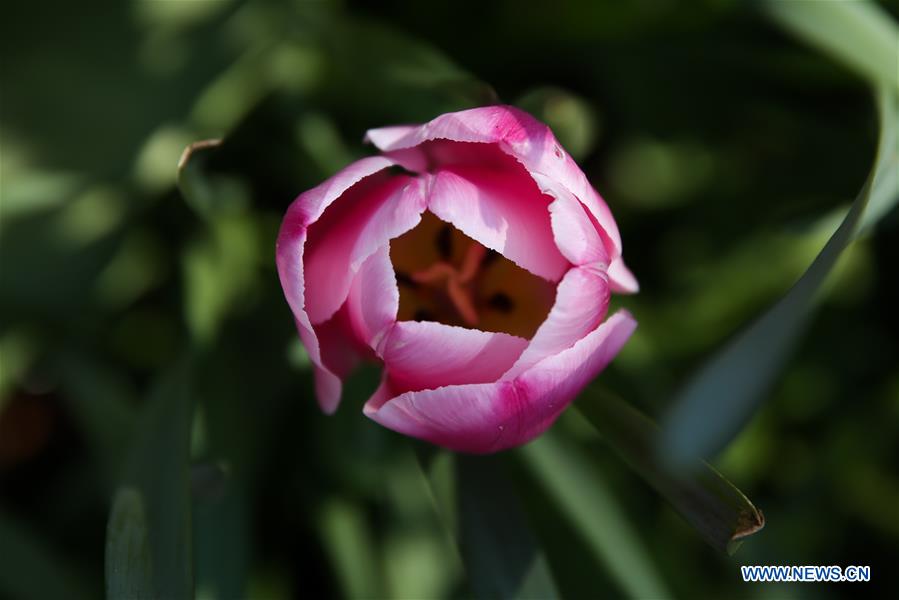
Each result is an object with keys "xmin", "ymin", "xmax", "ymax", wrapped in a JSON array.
[
  {"xmin": 577, "ymin": 391, "xmax": 764, "ymax": 554},
  {"xmin": 763, "ymin": 0, "xmax": 899, "ymax": 93},
  {"xmin": 520, "ymin": 433, "xmax": 671, "ymax": 600},
  {"xmin": 661, "ymin": 87, "xmax": 898, "ymax": 464},
  {"xmin": 318, "ymin": 498, "xmax": 385, "ymax": 599}
]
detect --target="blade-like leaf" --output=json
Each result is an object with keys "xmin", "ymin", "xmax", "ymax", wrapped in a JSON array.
[
  {"xmin": 519, "ymin": 433, "xmax": 671, "ymax": 600},
  {"xmin": 415, "ymin": 449, "xmax": 559, "ymax": 600},
  {"xmin": 577, "ymin": 392, "xmax": 764, "ymax": 554},
  {"xmin": 317, "ymin": 498, "xmax": 385, "ymax": 600},
  {"xmin": 763, "ymin": 0, "xmax": 899, "ymax": 94},
  {"xmin": 662, "ymin": 86, "xmax": 899, "ymax": 465},
  {"xmin": 106, "ymin": 487, "xmax": 153, "ymax": 600},
  {"xmin": 116, "ymin": 358, "xmax": 195, "ymax": 599}
]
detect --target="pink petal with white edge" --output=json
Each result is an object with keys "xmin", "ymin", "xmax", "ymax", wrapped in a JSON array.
[
  {"xmin": 534, "ymin": 172, "xmax": 610, "ymax": 268},
  {"xmin": 277, "ymin": 224, "xmax": 340, "ymax": 414},
  {"xmin": 304, "ymin": 174, "xmax": 428, "ymax": 324},
  {"xmin": 608, "ymin": 256, "xmax": 640, "ymax": 294},
  {"xmin": 365, "ymin": 106, "xmax": 624, "ymax": 259},
  {"xmin": 277, "ymin": 156, "xmax": 402, "ymax": 413},
  {"xmin": 288, "ymin": 155, "xmax": 398, "ymax": 227},
  {"xmin": 366, "ymin": 310, "xmax": 637, "ymax": 453},
  {"xmin": 373, "ymin": 321, "xmax": 528, "ymax": 399},
  {"xmin": 345, "ymin": 244, "xmax": 400, "ymax": 351},
  {"xmin": 427, "ymin": 165, "xmax": 568, "ymax": 281},
  {"xmin": 503, "ymin": 266, "xmax": 610, "ymax": 380}
]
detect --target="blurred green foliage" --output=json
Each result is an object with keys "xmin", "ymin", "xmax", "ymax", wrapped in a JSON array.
[{"xmin": 2, "ymin": 0, "xmax": 898, "ymax": 599}]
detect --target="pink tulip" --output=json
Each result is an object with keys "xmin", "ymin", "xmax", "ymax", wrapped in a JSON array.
[{"xmin": 277, "ymin": 105, "xmax": 637, "ymax": 453}]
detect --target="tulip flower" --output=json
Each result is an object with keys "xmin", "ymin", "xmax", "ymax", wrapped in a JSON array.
[{"xmin": 277, "ymin": 105, "xmax": 637, "ymax": 453}]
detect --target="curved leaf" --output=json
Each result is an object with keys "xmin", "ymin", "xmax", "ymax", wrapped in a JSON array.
[
  {"xmin": 520, "ymin": 433, "xmax": 671, "ymax": 600},
  {"xmin": 415, "ymin": 450, "xmax": 559, "ymax": 600},
  {"xmin": 763, "ymin": 0, "xmax": 899, "ymax": 93},
  {"xmin": 662, "ymin": 87, "xmax": 898, "ymax": 464},
  {"xmin": 578, "ymin": 392, "xmax": 764, "ymax": 554}
]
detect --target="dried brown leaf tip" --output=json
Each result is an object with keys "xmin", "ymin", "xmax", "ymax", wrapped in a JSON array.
[
  {"xmin": 177, "ymin": 139, "xmax": 223, "ymax": 173},
  {"xmin": 732, "ymin": 507, "xmax": 766, "ymax": 541}
]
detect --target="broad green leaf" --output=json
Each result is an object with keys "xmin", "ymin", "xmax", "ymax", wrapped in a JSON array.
[
  {"xmin": 116, "ymin": 358, "xmax": 195, "ymax": 599},
  {"xmin": 577, "ymin": 392, "xmax": 764, "ymax": 554},
  {"xmin": 520, "ymin": 433, "xmax": 671, "ymax": 600},
  {"xmin": 416, "ymin": 450, "xmax": 559, "ymax": 600},
  {"xmin": 106, "ymin": 487, "xmax": 153, "ymax": 600},
  {"xmin": 661, "ymin": 87, "xmax": 898, "ymax": 464},
  {"xmin": 763, "ymin": 0, "xmax": 899, "ymax": 94},
  {"xmin": 0, "ymin": 509, "xmax": 94, "ymax": 600}
]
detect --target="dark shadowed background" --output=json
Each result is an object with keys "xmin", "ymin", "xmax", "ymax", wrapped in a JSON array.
[{"xmin": 2, "ymin": 0, "xmax": 898, "ymax": 598}]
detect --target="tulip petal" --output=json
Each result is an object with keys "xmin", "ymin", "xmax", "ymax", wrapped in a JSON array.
[
  {"xmin": 365, "ymin": 106, "xmax": 626, "ymax": 264},
  {"xmin": 366, "ymin": 310, "xmax": 637, "ymax": 453},
  {"xmin": 345, "ymin": 244, "xmax": 400, "ymax": 350},
  {"xmin": 314, "ymin": 301, "xmax": 370, "ymax": 379},
  {"xmin": 278, "ymin": 226, "xmax": 340, "ymax": 414},
  {"xmin": 304, "ymin": 173, "xmax": 428, "ymax": 324},
  {"xmin": 372, "ymin": 321, "xmax": 528, "ymax": 400},
  {"xmin": 427, "ymin": 165, "xmax": 568, "ymax": 281},
  {"xmin": 277, "ymin": 156, "xmax": 405, "ymax": 413},
  {"xmin": 534, "ymin": 172, "xmax": 610, "ymax": 268},
  {"xmin": 608, "ymin": 256, "xmax": 640, "ymax": 294},
  {"xmin": 503, "ymin": 266, "xmax": 610, "ymax": 380},
  {"xmin": 288, "ymin": 155, "xmax": 398, "ymax": 227}
]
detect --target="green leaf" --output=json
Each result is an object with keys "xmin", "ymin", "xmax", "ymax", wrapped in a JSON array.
[
  {"xmin": 577, "ymin": 392, "xmax": 764, "ymax": 554},
  {"xmin": 106, "ymin": 487, "xmax": 154, "ymax": 600},
  {"xmin": 519, "ymin": 432, "xmax": 671, "ymax": 600},
  {"xmin": 116, "ymin": 358, "xmax": 196, "ymax": 599},
  {"xmin": 763, "ymin": 0, "xmax": 899, "ymax": 94},
  {"xmin": 317, "ymin": 498, "xmax": 386, "ymax": 599},
  {"xmin": 415, "ymin": 450, "xmax": 560, "ymax": 600},
  {"xmin": 661, "ymin": 87, "xmax": 898, "ymax": 464}
]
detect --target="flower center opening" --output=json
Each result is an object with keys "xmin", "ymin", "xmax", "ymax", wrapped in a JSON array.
[{"xmin": 390, "ymin": 211, "xmax": 556, "ymax": 339}]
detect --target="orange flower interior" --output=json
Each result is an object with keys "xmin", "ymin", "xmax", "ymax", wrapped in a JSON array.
[{"xmin": 390, "ymin": 212, "xmax": 556, "ymax": 339}]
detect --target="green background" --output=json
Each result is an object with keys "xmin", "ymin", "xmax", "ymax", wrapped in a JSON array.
[{"xmin": 1, "ymin": 0, "xmax": 897, "ymax": 598}]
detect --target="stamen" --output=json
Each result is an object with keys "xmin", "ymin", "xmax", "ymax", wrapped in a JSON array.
[
  {"xmin": 448, "ymin": 279, "xmax": 479, "ymax": 325},
  {"xmin": 411, "ymin": 262, "xmax": 455, "ymax": 284},
  {"xmin": 393, "ymin": 213, "xmax": 553, "ymax": 337},
  {"xmin": 410, "ymin": 238, "xmax": 487, "ymax": 326},
  {"xmin": 458, "ymin": 242, "xmax": 488, "ymax": 283}
]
